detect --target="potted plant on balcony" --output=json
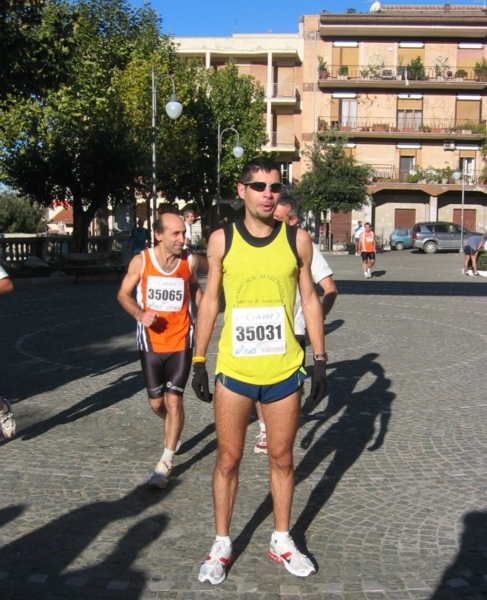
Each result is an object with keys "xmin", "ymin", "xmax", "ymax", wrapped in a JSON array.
[
  {"xmin": 397, "ymin": 55, "xmax": 404, "ymax": 80},
  {"xmin": 454, "ymin": 68, "xmax": 467, "ymax": 81},
  {"xmin": 318, "ymin": 56, "xmax": 328, "ymax": 80},
  {"xmin": 475, "ymin": 58, "xmax": 487, "ymax": 81},
  {"xmin": 407, "ymin": 56, "xmax": 426, "ymax": 80},
  {"xmin": 434, "ymin": 55, "xmax": 449, "ymax": 81},
  {"xmin": 338, "ymin": 65, "xmax": 349, "ymax": 80},
  {"xmin": 372, "ymin": 122, "xmax": 388, "ymax": 132}
]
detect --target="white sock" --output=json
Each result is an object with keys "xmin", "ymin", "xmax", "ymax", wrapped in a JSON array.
[
  {"xmin": 273, "ymin": 530, "xmax": 289, "ymax": 543},
  {"xmin": 160, "ymin": 448, "xmax": 175, "ymax": 464},
  {"xmin": 259, "ymin": 421, "xmax": 266, "ymax": 433},
  {"xmin": 367, "ymin": 268, "xmax": 371, "ymax": 275},
  {"xmin": 215, "ymin": 535, "xmax": 232, "ymax": 548}
]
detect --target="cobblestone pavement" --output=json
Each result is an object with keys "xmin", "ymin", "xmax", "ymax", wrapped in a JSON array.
[{"xmin": 1, "ymin": 250, "xmax": 487, "ymax": 600}]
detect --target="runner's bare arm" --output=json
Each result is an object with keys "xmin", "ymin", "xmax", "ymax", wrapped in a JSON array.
[
  {"xmin": 117, "ymin": 254, "xmax": 157, "ymax": 327},
  {"xmin": 296, "ymin": 229, "xmax": 325, "ymax": 356},
  {"xmin": 189, "ymin": 253, "xmax": 203, "ymax": 308},
  {"xmin": 193, "ymin": 228, "xmax": 225, "ymax": 357}
]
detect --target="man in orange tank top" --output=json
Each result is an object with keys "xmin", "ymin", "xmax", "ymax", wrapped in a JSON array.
[
  {"xmin": 118, "ymin": 213, "xmax": 202, "ymax": 489},
  {"xmin": 358, "ymin": 222, "xmax": 377, "ymax": 278}
]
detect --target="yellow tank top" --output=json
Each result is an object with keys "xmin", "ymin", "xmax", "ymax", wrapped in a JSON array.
[{"xmin": 216, "ymin": 220, "xmax": 304, "ymax": 385}]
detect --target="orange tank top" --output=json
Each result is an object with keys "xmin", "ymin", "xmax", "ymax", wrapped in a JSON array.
[
  {"xmin": 136, "ymin": 248, "xmax": 194, "ymax": 353},
  {"xmin": 361, "ymin": 231, "xmax": 375, "ymax": 253}
]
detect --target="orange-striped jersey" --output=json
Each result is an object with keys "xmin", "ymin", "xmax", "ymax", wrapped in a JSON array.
[
  {"xmin": 136, "ymin": 248, "xmax": 194, "ymax": 353},
  {"xmin": 359, "ymin": 230, "xmax": 376, "ymax": 253}
]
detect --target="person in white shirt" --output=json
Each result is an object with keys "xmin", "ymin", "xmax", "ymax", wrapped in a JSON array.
[
  {"xmin": 354, "ymin": 221, "xmax": 364, "ymax": 256},
  {"xmin": 254, "ymin": 193, "xmax": 337, "ymax": 454}
]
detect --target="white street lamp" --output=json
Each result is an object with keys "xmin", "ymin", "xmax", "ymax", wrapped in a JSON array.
[
  {"xmin": 150, "ymin": 66, "xmax": 182, "ymax": 244},
  {"xmin": 216, "ymin": 121, "xmax": 244, "ymax": 227},
  {"xmin": 453, "ymin": 161, "xmax": 466, "ymax": 251}
]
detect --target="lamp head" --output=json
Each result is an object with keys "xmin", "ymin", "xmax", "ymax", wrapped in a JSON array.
[
  {"xmin": 165, "ymin": 93, "xmax": 182, "ymax": 120},
  {"xmin": 232, "ymin": 141, "xmax": 244, "ymax": 159},
  {"xmin": 453, "ymin": 171, "xmax": 461, "ymax": 181}
]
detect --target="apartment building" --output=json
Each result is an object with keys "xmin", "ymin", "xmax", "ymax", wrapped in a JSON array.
[{"xmin": 176, "ymin": 4, "xmax": 487, "ymax": 244}]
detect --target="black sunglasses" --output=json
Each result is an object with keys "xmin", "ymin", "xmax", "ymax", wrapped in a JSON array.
[{"xmin": 241, "ymin": 181, "xmax": 283, "ymax": 193}]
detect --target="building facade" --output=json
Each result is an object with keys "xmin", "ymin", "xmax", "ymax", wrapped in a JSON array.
[{"xmin": 176, "ymin": 4, "xmax": 487, "ymax": 246}]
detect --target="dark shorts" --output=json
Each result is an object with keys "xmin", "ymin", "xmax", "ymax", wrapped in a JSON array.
[
  {"xmin": 361, "ymin": 251, "xmax": 376, "ymax": 261},
  {"xmin": 215, "ymin": 368, "xmax": 307, "ymax": 403},
  {"xmin": 464, "ymin": 245, "xmax": 477, "ymax": 256},
  {"xmin": 139, "ymin": 348, "xmax": 192, "ymax": 399}
]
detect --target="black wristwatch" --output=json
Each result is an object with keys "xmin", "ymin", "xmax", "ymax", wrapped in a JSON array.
[{"xmin": 313, "ymin": 352, "xmax": 328, "ymax": 362}]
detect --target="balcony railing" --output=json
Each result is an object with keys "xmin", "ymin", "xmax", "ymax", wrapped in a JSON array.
[
  {"xmin": 317, "ymin": 117, "xmax": 485, "ymax": 135},
  {"xmin": 269, "ymin": 132, "xmax": 299, "ymax": 149},
  {"xmin": 269, "ymin": 82, "xmax": 299, "ymax": 100},
  {"xmin": 318, "ymin": 64, "xmax": 486, "ymax": 82},
  {"xmin": 0, "ymin": 234, "xmax": 131, "ymax": 264},
  {"xmin": 367, "ymin": 166, "xmax": 486, "ymax": 185}
]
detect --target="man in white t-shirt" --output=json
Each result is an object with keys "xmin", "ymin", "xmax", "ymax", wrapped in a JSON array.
[
  {"xmin": 253, "ymin": 194, "xmax": 338, "ymax": 454},
  {"xmin": 354, "ymin": 221, "xmax": 364, "ymax": 256},
  {"xmin": 182, "ymin": 209, "xmax": 195, "ymax": 251},
  {"xmin": 0, "ymin": 265, "xmax": 16, "ymax": 439}
]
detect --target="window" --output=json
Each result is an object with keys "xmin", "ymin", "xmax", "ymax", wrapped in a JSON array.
[
  {"xmin": 340, "ymin": 99, "xmax": 357, "ymax": 128},
  {"xmin": 448, "ymin": 224, "xmax": 461, "ymax": 233},
  {"xmin": 397, "ymin": 97, "xmax": 423, "ymax": 131},
  {"xmin": 279, "ymin": 162, "xmax": 292, "ymax": 186},
  {"xmin": 434, "ymin": 224, "xmax": 449, "ymax": 233}
]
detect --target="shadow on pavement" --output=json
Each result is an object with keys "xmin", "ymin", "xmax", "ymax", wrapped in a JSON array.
[
  {"xmin": 231, "ymin": 352, "xmax": 395, "ymax": 570},
  {"xmin": 15, "ymin": 369, "xmax": 142, "ymax": 442},
  {"xmin": 0, "ymin": 483, "xmax": 172, "ymax": 600},
  {"xmin": 429, "ymin": 509, "xmax": 487, "ymax": 599},
  {"xmin": 335, "ymin": 279, "xmax": 487, "ymax": 297}
]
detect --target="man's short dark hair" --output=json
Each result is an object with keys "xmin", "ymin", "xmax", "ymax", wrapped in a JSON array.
[
  {"xmin": 153, "ymin": 218, "xmax": 164, "ymax": 234},
  {"xmin": 239, "ymin": 157, "xmax": 281, "ymax": 183},
  {"xmin": 278, "ymin": 191, "xmax": 300, "ymax": 221}
]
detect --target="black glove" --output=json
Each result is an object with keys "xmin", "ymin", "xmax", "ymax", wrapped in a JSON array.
[
  {"xmin": 191, "ymin": 362, "xmax": 213, "ymax": 403},
  {"xmin": 305, "ymin": 360, "xmax": 328, "ymax": 407}
]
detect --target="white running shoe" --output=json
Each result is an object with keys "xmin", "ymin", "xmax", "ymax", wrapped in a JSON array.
[
  {"xmin": 268, "ymin": 534, "xmax": 315, "ymax": 577},
  {"xmin": 148, "ymin": 459, "xmax": 172, "ymax": 488},
  {"xmin": 198, "ymin": 540, "xmax": 233, "ymax": 585},
  {"xmin": 0, "ymin": 399, "xmax": 16, "ymax": 439},
  {"xmin": 253, "ymin": 431, "xmax": 268, "ymax": 454}
]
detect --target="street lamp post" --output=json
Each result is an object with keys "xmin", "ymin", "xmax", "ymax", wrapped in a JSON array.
[
  {"xmin": 150, "ymin": 66, "xmax": 182, "ymax": 245},
  {"xmin": 216, "ymin": 121, "xmax": 244, "ymax": 227},
  {"xmin": 453, "ymin": 161, "xmax": 466, "ymax": 251}
]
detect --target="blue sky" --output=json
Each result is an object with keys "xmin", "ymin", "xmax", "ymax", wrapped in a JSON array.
[{"xmin": 132, "ymin": 1, "xmax": 478, "ymax": 37}]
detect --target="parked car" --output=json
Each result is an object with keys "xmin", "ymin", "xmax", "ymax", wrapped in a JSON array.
[
  {"xmin": 390, "ymin": 227, "xmax": 412, "ymax": 250},
  {"xmin": 411, "ymin": 221, "xmax": 479, "ymax": 254}
]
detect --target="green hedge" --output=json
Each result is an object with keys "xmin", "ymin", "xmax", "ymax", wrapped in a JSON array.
[{"xmin": 477, "ymin": 251, "xmax": 487, "ymax": 271}]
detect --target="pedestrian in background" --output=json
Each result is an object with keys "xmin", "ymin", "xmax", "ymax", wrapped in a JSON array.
[
  {"xmin": 131, "ymin": 218, "xmax": 149, "ymax": 256},
  {"xmin": 0, "ymin": 264, "xmax": 16, "ymax": 439},
  {"xmin": 354, "ymin": 221, "xmax": 364, "ymax": 256},
  {"xmin": 463, "ymin": 232, "xmax": 487, "ymax": 276},
  {"xmin": 358, "ymin": 222, "xmax": 376, "ymax": 278}
]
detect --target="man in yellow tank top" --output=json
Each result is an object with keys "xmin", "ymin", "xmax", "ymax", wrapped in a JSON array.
[{"xmin": 192, "ymin": 157, "xmax": 328, "ymax": 585}]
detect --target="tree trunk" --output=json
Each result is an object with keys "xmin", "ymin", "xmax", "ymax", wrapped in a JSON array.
[{"xmin": 72, "ymin": 194, "xmax": 90, "ymax": 253}]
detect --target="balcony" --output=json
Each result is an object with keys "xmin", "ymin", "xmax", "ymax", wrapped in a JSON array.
[
  {"xmin": 265, "ymin": 132, "xmax": 299, "ymax": 153},
  {"xmin": 267, "ymin": 83, "xmax": 300, "ymax": 105},
  {"xmin": 317, "ymin": 64, "xmax": 487, "ymax": 90},
  {"xmin": 316, "ymin": 117, "xmax": 485, "ymax": 141}
]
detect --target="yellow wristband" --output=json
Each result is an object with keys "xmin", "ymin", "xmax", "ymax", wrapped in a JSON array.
[{"xmin": 192, "ymin": 355, "xmax": 206, "ymax": 364}]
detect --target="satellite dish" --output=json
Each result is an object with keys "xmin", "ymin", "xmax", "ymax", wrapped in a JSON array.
[{"xmin": 370, "ymin": 1, "xmax": 381, "ymax": 12}]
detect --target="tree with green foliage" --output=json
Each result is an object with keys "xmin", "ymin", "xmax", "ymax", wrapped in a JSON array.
[
  {"xmin": 116, "ymin": 56, "xmax": 267, "ymax": 231},
  {"xmin": 0, "ymin": 190, "xmax": 47, "ymax": 233},
  {"xmin": 294, "ymin": 134, "xmax": 372, "ymax": 237},
  {"xmin": 0, "ymin": 0, "xmax": 165, "ymax": 251},
  {"xmin": 0, "ymin": 0, "xmax": 76, "ymax": 105}
]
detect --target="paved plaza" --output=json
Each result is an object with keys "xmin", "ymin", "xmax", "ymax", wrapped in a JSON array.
[{"xmin": 1, "ymin": 250, "xmax": 487, "ymax": 600}]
